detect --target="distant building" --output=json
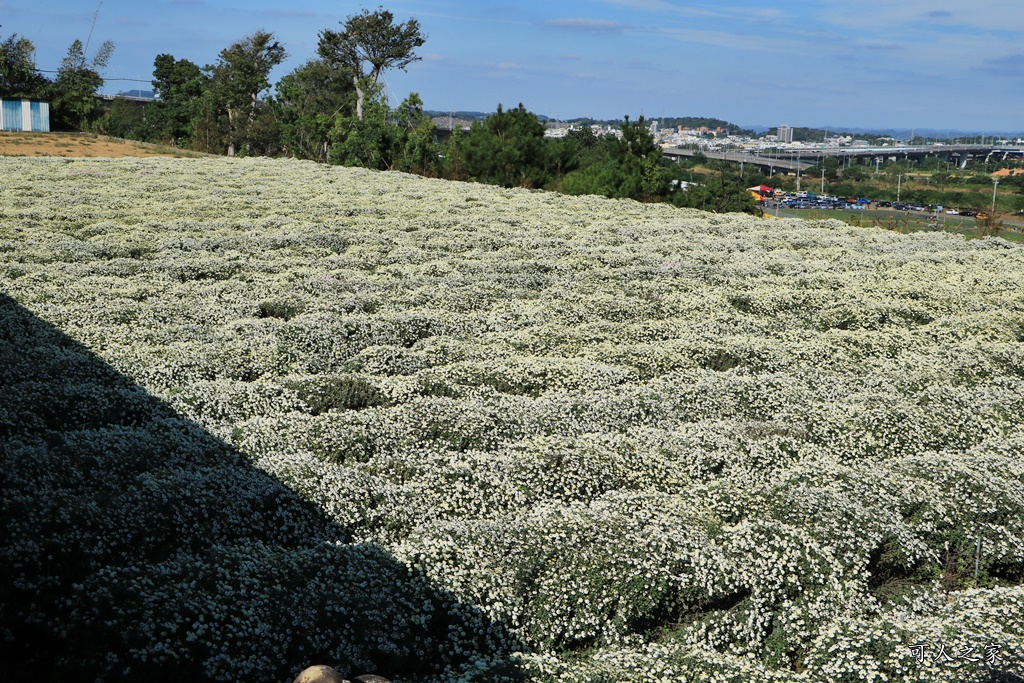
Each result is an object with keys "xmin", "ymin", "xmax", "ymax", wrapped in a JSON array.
[
  {"xmin": 777, "ymin": 124, "xmax": 793, "ymax": 143},
  {"xmin": 1, "ymin": 99, "xmax": 50, "ymax": 132}
]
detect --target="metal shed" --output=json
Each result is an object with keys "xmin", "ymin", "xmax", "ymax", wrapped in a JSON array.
[{"xmin": 1, "ymin": 99, "xmax": 50, "ymax": 133}]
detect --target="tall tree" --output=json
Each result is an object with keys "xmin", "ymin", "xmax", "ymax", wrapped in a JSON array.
[
  {"xmin": 393, "ymin": 92, "xmax": 438, "ymax": 175},
  {"xmin": 462, "ymin": 104, "xmax": 551, "ymax": 188},
  {"xmin": 0, "ymin": 34, "xmax": 49, "ymax": 99},
  {"xmin": 209, "ymin": 31, "xmax": 286, "ymax": 155},
  {"xmin": 51, "ymin": 38, "xmax": 114, "ymax": 130},
  {"xmin": 276, "ymin": 57, "xmax": 353, "ymax": 161},
  {"xmin": 317, "ymin": 8, "xmax": 426, "ymax": 121},
  {"xmin": 149, "ymin": 54, "xmax": 210, "ymax": 146}
]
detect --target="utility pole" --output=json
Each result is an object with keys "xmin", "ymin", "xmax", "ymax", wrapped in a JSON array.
[
  {"xmin": 897, "ymin": 174, "xmax": 902, "ymax": 203},
  {"xmin": 992, "ymin": 180, "xmax": 1000, "ymax": 213}
]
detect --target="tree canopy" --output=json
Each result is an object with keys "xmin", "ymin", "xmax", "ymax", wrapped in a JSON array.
[
  {"xmin": 0, "ymin": 34, "xmax": 49, "ymax": 99},
  {"xmin": 148, "ymin": 54, "xmax": 210, "ymax": 146},
  {"xmin": 51, "ymin": 38, "xmax": 114, "ymax": 130},
  {"xmin": 209, "ymin": 30, "xmax": 286, "ymax": 156},
  {"xmin": 318, "ymin": 8, "xmax": 426, "ymax": 121}
]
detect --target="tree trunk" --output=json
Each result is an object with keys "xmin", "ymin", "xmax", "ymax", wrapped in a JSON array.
[{"xmin": 353, "ymin": 74, "xmax": 364, "ymax": 122}]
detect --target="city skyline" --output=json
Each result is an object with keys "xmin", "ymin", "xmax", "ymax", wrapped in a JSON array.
[{"xmin": 9, "ymin": 0, "xmax": 1024, "ymax": 132}]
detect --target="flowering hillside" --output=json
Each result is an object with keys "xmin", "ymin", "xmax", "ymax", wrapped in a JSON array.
[{"xmin": 2, "ymin": 157, "xmax": 1023, "ymax": 682}]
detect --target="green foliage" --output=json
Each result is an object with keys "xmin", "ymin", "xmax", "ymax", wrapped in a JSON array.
[
  {"xmin": 51, "ymin": 38, "xmax": 114, "ymax": 131},
  {"xmin": 808, "ymin": 156, "xmax": 841, "ymax": 182},
  {"xmin": 561, "ymin": 115, "xmax": 669, "ymax": 202},
  {"xmin": 671, "ymin": 169, "xmax": 759, "ymax": 214},
  {"xmin": 462, "ymin": 103, "xmax": 552, "ymax": 188},
  {"xmin": 145, "ymin": 54, "xmax": 211, "ymax": 146},
  {"xmin": 209, "ymin": 31, "xmax": 287, "ymax": 155},
  {"xmin": 286, "ymin": 375, "xmax": 387, "ymax": 413},
  {"xmin": 393, "ymin": 92, "xmax": 440, "ymax": 176},
  {"xmin": 92, "ymin": 97, "xmax": 150, "ymax": 139},
  {"xmin": 318, "ymin": 7, "xmax": 426, "ymax": 122},
  {"xmin": 257, "ymin": 299, "xmax": 305, "ymax": 320},
  {"xmin": 441, "ymin": 127, "xmax": 469, "ymax": 181},
  {"xmin": 328, "ymin": 87, "xmax": 400, "ymax": 169},
  {"xmin": 1002, "ymin": 174, "xmax": 1024, "ymax": 195},
  {"xmin": 0, "ymin": 33, "xmax": 49, "ymax": 99},
  {"xmin": 276, "ymin": 57, "xmax": 353, "ymax": 162},
  {"xmin": 843, "ymin": 161, "xmax": 868, "ymax": 180}
]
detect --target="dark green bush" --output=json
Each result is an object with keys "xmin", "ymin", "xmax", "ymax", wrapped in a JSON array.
[
  {"xmin": 287, "ymin": 375, "xmax": 387, "ymax": 414},
  {"xmin": 257, "ymin": 299, "xmax": 305, "ymax": 320}
]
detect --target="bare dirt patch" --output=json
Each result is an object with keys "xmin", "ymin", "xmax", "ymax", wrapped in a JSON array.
[{"xmin": 0, "ymin": 131, "xmax": 209, "ymax": 158}]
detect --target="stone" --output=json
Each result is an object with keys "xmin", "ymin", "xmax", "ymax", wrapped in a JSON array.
[{"xmin": 293, "ymin": 665, "xmax": 346, "ymax": 683}]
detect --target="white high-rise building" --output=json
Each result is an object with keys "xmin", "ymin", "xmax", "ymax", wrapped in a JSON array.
[{"xmin": 778, "ymin": 124, "xmax": 793, "ymax": 143}]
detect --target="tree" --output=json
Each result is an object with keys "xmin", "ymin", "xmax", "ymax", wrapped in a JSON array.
[
  {"xmin": 0, "ymin": 34, "xmax": 49, "ymax": 99},
  {"xmin": 149, "ymin": 54, "xmax": 210, "ymax": 146},
  {"xmin": 92, "ymin": 96, "xmax": 149, "ymax": 139},
  {"xmin": 671, "ymin": 169, "xmax": 758, "ymax": 214},
  {"xmin": 393, "ymin": 92, "xmax": 438, "ymax": 175},
  {"xmin": 276, "ymin": 57, "xmax": 354, "ymax": 161},
  {"xmin": 327, "ymin": 81, "xmax": 398, "ymax": 169},
  {"xmin": 318, "ymin": 7, "xmax": 426, "ymax": 121},
  {"xmin": 820, "ymin": 156, "xmax": 841, "ymax": 182},
  {"xmin": 462, "ymin": 104, "xmax": 551, "ymax": 188},
  {"xmin": 841, "ymin": 164, "xmax": 870, "ymax": 182},
  {"xmin": 51, "ymin": 38, "xmax": 114, "ymax": 130},
  {"xmin": 441, "ymin": 127, "xmax": 468, "ymax": 181},
  {"xmin": 560, "ymin": 116, "xmax": 668, "ymax": 202},
  {"xmin": 209, "ymin": 31, "xmax": 286, "ymax": 155}
]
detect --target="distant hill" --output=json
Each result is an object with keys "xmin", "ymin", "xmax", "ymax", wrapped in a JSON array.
[
  {"xmin": 425, "ymin": 110, "xmax": 547, "ymax": 122},
  {"xmin": 425, "ymin": 110, "xmax": 753, "ymax": 133}
]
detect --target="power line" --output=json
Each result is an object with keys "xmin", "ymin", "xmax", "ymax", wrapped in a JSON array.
[{"xmin": 37, "ymin": 69, "xmax": 150, "ymax": 83}]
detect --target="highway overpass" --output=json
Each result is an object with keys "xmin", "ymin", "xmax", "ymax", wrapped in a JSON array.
[{"xmin": 663, "ymin": 144, "xmax": 1024, "ymax": 173}]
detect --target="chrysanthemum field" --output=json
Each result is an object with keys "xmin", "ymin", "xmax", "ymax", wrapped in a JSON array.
[{"xmin": 2, "ymin": 157, "xmax": 1023, "ymax": 682}]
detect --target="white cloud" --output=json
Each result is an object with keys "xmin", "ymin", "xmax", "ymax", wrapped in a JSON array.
[{"xmin": 545, "ymin": 18, "xmax": 627, "ymax": 32}]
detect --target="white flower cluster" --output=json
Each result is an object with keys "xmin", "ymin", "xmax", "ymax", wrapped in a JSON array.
[{"xmin": 2, "ymin": 156, "xmax": 1023, "ymax": 681}]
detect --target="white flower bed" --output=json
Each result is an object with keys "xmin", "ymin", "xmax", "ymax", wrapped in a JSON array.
[{"xmin": 2, "ymin": 156, "xmax": 1023, "ymax": 682}]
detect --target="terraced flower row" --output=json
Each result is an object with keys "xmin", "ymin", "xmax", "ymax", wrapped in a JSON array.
[{"xmin": 2, "ymin": 157, "xmax": 1022, "ymax": 682}]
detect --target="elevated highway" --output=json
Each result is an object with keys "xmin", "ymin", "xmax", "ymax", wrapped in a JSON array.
[
  {"xmin": 662, "ymin": 148, "xmax": 812, "ymax": 173},
  {"xmin": 663, "ymin": 144, "xmax": 1024, "ymax": 173}
]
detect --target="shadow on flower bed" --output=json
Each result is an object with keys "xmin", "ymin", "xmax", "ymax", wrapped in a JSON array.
[{"xmin": 0, "ymin": 294, "xmax": 524, "ymax": 682}]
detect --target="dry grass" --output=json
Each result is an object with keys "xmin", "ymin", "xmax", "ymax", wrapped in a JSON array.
[{"xmin": 0, "ymin": 131, "xmax": 213, "ymax": 158}]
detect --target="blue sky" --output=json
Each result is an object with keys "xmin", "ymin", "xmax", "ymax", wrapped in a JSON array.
[{"xmin": 8, "ymin": 0, "xmax": 1024, "ymax": 132}]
